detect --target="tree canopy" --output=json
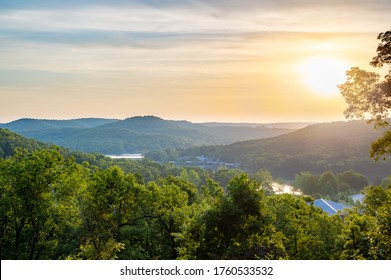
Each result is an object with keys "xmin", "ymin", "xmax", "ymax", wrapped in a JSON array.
[
  {"xmin": 339, "ymin": 30, "xmax": 391, "ymax": 159},
  {"xmin": 1, "ymin": 144, "xmax": 390, "ymax": 259}
]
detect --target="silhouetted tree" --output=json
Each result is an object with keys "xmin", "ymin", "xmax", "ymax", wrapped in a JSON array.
[{"xmin": 339, "ymin": 30, "xmax": 391, "ymax": 159}]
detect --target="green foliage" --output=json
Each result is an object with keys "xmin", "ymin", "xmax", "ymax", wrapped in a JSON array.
[
  {"xmin": 212, "ymin": 167, "xmax": 244, "ymax": 191},
  {"xmin": 0, "ymin": 148, "xmax": 85, "ymax": 259},
  {"xmin": 252, "ymin": 169, "xmax": 274, "ymax": 194},
  {"xmin": 294, "ymin": 171, "xmax": 319, "ymax": 196},
  {"xmin": 77, "ymin": 166, "xmax": 136, "ymax": 259},
  {"xmin": 0, "ymin": 144, "xmax": 390, "ymax": 259},
  {"xmin": 294, "ymin": 170, "xmax": 369, "ymax": 201},
  {"xmin": 340, "ymin": 185, "xmax": 391, "ymax": 260},
  {"xmin": 267, "ymin": 194, "xmax": 343, "ymax": 259},
  {"xmin": 178, "ymin": 174, "xmax": 286, "ymax": 260},
  {"xmin": 340, "ymin": 212, "xmax": 375, "ymax": 259},
  {"xmin": 319, "ymin": 171, "xmax": 338, "ymax": 197},
  {"xmin": 173, "ymin": 121, "xmax": 391, "ymax": 180},
  {"xmin": 0, "ymin": 128, "xmax": 48, "ymax": 158},
  {"xmin": 336, "ymin": 170, "xmax": 369, "ymax": 192}
]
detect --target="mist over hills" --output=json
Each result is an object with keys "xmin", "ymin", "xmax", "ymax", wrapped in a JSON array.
[
  {"xmin": 2, "ymin": 117, "xmax": 391, "ymax": 181},
  {"xmin": 0, "ymin": 118, "xmax": 118, "ymax": 131},
  {"xmin": 151, "ymin": 120, "xmax": 391, "ymax": 181},
  {"xmin": 0, "ymin": 116, "xmax": 294, "ymax": 154}
]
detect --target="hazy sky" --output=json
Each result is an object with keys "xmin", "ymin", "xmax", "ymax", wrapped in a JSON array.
[{"xmin": 0, "ymin": 0, "xmax": 390, "ymax": 123}]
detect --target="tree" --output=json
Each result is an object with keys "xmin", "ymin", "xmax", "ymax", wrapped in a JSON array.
[
  {"xmin": 336, "ymin": 170, "xmax": 369, "ymax": 193},
  {"xmin": 293, "ymin": 171, "xmax": 318, "ymax": 196},
  {"xmin": 338, "ymin": 30, "xmax": 391, "ymax": 159},
  {"xmin": 0, "ymin": 148, "xmax": 85, "ymax": 259},
  {"xmin": 319, "ymin": 171, "xmax": 338, "ymax": 197},
  {"xmin": 370, "ymin": 31, "xmax": 391, "ymax": 75},
  {"xmin": 340, "ymin": 185, "xmax": 391, "ymax": 260},
  {"xmin": 340, "ymin": 212, "xmax": 375, "ymax": 259},
  {"xmin": 252, "ymin": 169, "xmax": 274, "ymax": 194},
  {"xmin": 267, "ymin": 194, "xmax": 343, "ymax": 259},
  {"xmin": 213, "ymin": 167, "xmax": 243, "ymax": 192},
  {"xmin": 360, "ymin": 185, "xmax": 391, "ymax": 259},
  {"xmin": 148, "ymin": 178, "xmax": 194, "ymax": 259},
  {"xmin": 178, "ymin": 174, "xmax": 286, "ymax": 260},
  {"xmin": 78, "ymin": 166, "xmax": 135, "ymax": 259}
]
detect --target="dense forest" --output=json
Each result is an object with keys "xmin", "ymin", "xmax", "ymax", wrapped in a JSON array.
[
  {"xmin": 151, "ymin": 120, "xmax": 391, "ymax": 181},
  {"xmin": 1, "ymin": 128, "xmax": 390, "ymax": 260},
  {"xmin": 0, "ymin": 116, "xmax": 294, "ymax": 154}
]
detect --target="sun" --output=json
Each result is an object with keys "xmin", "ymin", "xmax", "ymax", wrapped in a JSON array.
[{"xmin": 299, "ymin": 57, "xmax": 350, "ymax": 97}]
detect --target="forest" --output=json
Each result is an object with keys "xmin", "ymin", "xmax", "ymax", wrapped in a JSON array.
[
  {"xmin": 147, "ymin": 120, "xmax": 391, "ymax": 181},
  {"xmin": 0, "ymin": 116, "xmax": 293, "ymax": 154},
  {"xmin": 1, "ymin": 29, "xmax": 391, "ymax": 261},
  {"xmin": 1, "ymin": 128, "xmax": 390, "ymax": 260}
]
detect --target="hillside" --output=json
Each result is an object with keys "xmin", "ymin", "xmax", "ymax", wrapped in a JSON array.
[
  {"xmin": 0, "ymin": 116, "xmax": 293, "ymax": 154},
  {"xmin": 161, "ymin": 121, "xmax": 391, "ymax": 181},
  {"xmin": 2, "ymin": 127, "xmax": 390, "ymax": 261},
  {"xmin": 0, "ymin": 118, "xmax": 118, "ymax": 131},
  {"xmin": 0, "ymin": 128, "xmax": 49, "ymax": 157}
]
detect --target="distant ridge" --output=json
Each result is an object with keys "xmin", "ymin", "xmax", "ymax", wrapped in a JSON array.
[
  {"xmin": 202, "ymin": 122, "xmax": 314, "ymax": 129},
  {"xmin": 0, "ymin": 118, "xmax": 118, "ymax": 131},
  {"xmin": 0, "ymin": 116, "xmax": 294, "ymax": 154},
  {"xmin": 168, "ymin": 120, "xmax": 391, "ymax": 180}
]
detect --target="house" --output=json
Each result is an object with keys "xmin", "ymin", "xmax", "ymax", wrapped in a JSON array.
[
  {"xmin": 349, "ymin": 193, "xmax": 365, "ymax": 203},
  {"xmin": 313, "ymin": 199, "xmax": 351, "ymax": 215}
]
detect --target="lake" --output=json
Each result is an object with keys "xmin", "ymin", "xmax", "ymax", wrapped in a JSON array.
[
  {"xmin": 272, "ymin": 182, "xmax": 302, "ymax": 195},
  {"xmin": 105, "ymin": 154, "xmax": 144, "ymax": 159}
]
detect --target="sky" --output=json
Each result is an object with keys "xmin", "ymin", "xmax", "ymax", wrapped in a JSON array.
[{"xmin": 0, "ymin": 0, "xmax": 390, "ymax": 123}]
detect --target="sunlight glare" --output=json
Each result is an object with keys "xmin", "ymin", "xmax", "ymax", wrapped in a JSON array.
[{"xmin": 300, "ymin": 57, "xmax": 350, "ymax": 97}]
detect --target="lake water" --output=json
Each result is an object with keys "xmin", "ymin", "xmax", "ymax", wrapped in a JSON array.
[
  {"xmin": 272, "ymin": 182, "xmax": 302, "ymax": 195},
  {"xmin": 105, "ymin": 154, "xmax": 144, "ymax": 159}
]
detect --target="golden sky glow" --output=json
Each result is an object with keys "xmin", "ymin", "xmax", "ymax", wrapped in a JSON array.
[
  {"xmin": 0, "ymin": 1, "xmax": 390, "ymax": 123},
  {"xmin": 298, "ymin": 57, "xmax": 351, "ymax": 97}
]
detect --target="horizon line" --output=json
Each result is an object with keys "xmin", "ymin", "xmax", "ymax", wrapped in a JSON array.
[{"xmin": 0, "ymin": 115, "xmax": 354, "ymax": 125}]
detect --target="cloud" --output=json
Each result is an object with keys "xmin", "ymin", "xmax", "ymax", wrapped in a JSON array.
[
  {"xmin": 1, "ymin": 0, "xmax": 390, "ymax": 10},
  {"xmin": 2, "ymin": 1, "xmax": 388, "ymax": 122},
  {"xmin": 0, "ymin": 0, "xmax": 389, "ymax": 35},
  {"xmin": 0, "ymin": 1, "xmax": 389, "ymax": 75}
]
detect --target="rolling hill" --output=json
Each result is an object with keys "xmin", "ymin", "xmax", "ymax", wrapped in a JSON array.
[
  {"xmin": 158, "ymin": 120, "xmax": 391, "ymax": 181},
  {"xmin": 0, "ymin": 128, "xmax": 49, "ymax": 158},
  {"xmin": 3, "ymin": 118, "xmax": 391, "ymax": 182},
  {"xmin": 0, "ymin": 116, "xmax": 294, "ymax": 154},
  {"xmin": 0, "ymin": 118, "xmax": 118, "ymax": 131}
]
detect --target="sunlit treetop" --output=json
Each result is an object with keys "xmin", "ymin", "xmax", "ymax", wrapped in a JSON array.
[{"xmin": 339, "ymin": 29, "xmax": 391, "ymax": 160}]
